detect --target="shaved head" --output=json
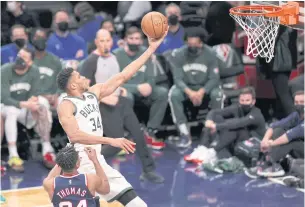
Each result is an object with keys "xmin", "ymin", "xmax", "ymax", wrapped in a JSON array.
[
  {"xmin": 96, "ymin": 29, "xmax": 111, "ymax": 39},
  {"xmin": 95, "ymin": 29, "xmax": 113, "ymax": 56}
]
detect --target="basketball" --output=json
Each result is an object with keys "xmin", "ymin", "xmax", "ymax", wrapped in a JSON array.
[{"xmin": 141, "ymin": 12, "xmax": 168, "ymax": 39}]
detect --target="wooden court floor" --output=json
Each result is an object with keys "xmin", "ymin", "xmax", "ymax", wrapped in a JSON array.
[{"xmin": 1, "ymin": 186, "xmax": 123, "ymax": 207}]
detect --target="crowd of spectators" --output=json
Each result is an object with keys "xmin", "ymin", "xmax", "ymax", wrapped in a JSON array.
[{"xmin": 1, "ymin": 1, "xmax": 304, "ymax": 189}]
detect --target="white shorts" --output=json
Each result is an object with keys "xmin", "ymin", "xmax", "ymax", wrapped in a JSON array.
[
  {"xmin": 77, "ymin": 153, "xmax": 133, "ymax": 202},
  {"xmin": 1, "ymin": 96, "xmax": 52, "ymax": 129}
]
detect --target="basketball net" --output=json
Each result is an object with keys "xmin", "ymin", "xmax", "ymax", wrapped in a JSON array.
[{"xmin": 230, "ymin": 9, "xmax": 280, "ymax": 63}]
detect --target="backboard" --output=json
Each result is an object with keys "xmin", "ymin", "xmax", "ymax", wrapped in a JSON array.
[{"xmin": 250, "ymin": 1, "xmax": 304, "ymax": 30}]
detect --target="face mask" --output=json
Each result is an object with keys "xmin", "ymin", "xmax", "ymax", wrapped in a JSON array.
[
  {"xmin": 168, "ymin": 14, "xmax": 179, "ymax": 26},
  {"xmin": 32, "ymin": 38, "xmax": 47, "ymax": 51},
  {"xmin": 14, "ymin": 38, "xmax": 26, "ymax": 48},
  {"xmin": 295, "ymin": 104, "xmax": 304, "ymax": 116},
  {"xmin": 7, "ymin": 1, "xmax": 17, "ymax": 12},
  {"xmin": 187, "ymin": 46, "xmax": 201, "ymax": 56},
  {"xmin": 57, "ymin": 22, "xmax": 69, "ymax": 32},
  {"xmin": 240, "ymin": 104, "xmax": 253, "ymax": 114},
  {"xmin": 128, "ymin": 43, "xmax": 139, "ymax": 52},
  {"xmin": 14, "ymin": 57, "xmax": 27, "ymax": 70}
]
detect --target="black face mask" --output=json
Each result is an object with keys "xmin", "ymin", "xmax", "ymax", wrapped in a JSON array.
[
  {"xmin": 240, "ymin": 104, "xmax": 253, "ymax": 114},
  {"xmin": 32, "ymin": 38, "xmax": 47, "ymax": 51},
  {"xmin": 168, "ymin": 14, "xmax": 179, "ymax": 26},
  {"xmin": 128, "ymin": 43, "xmax": 140, "ymax": 52},
  {"xmin": 295, "ymin": 104, "xmax": 304, "ymax": 116},
  {"xmin": 14, "ymin": 38, "xmax": 26, "ymax": 48},
  {"xmin": 57, "ymin": 22, "xmax": 69, "ymax": 32},
  {"xmin": 14, "ymin": 57, "xmax": 27, "ymax": 70},
  {"xmin": 187, "ymin": 46, "xmax": 201, "ymax": 56}
]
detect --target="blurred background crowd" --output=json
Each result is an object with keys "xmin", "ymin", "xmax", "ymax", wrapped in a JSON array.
[{"xmin": 0, "ymin": 1, "xmax": 304, "ymax": 188}]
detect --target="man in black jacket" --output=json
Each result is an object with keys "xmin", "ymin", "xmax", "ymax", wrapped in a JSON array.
[{"xmin": 184, "ymin": 87, "xmax": 266, "ymax": 164}]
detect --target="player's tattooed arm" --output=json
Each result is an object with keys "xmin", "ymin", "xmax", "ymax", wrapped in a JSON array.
[
  {"xmin": 88, "ymin": 29, "xmax": 169, "ymax": 101},
  {"xmin": 57, "ymin": 100, "xmax": 113, "ymax": 145},
  {"xmin": 42, "ymin": 164, "xmax": 62, "ymax": 199}
]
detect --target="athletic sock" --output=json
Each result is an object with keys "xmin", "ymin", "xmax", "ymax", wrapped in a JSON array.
[
  {"xmin": 42, "ymin": 141, "xmax": 54, "ymax": 155},
  {"xmin": 178, "ymin": 123, "xmax": 189, "ymax": 136},
  {"xmin": 8, "ymin": 145, "xmax": 19, "ymax": 158}
]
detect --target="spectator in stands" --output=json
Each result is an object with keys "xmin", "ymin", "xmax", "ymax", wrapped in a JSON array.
[
  {"xmin": 1, "ymin": 24, "xmax": 31, "ymax": 65},
  {"xmin": 32, "ymin": 28, "xmax": 62, "ymax": 109},
  {"xmin": 1, "ymin": 1, "xmax": 39, "ymax": 45},
  {"xmin": 113, "ymin": 27, "xmax": 168, "ymax": 145},
  {"xmin": 168, "ymin": 28, "xmax": 222, "ymax": 148},
  {"xmin": 1, "ymin": 48, "xmax": 55, "ymax": 172},
  {"xmin": 184, "ymin": 87, "xmax": 266, "ymax": 164},
  {"xmin": 246, "ymin": 91, "xmax": 304, "ymax": 178},
  {"xmin": 74, "ymin": 2, "xmax": 104, "ymax": 44},
  {"xmin": 79, "ymin": 29, "xmax": 165, "ymax": 183},
  {"xmin": 88, "ymin": 17, "xmax": 123, "ymax": 54},
  {"xmin": 46, "ymin": 10, "xmax": 88, "ymax": 62},
  {"xmin": 155, "ymin": 3, "xmax": 185, "ymax": 55}
]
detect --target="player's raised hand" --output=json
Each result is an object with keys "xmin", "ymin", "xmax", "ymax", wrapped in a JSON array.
[
  {"xmin": 84, "ymin": 147, "xmax": 98, "ymax": 162},
  {"xmin": 147, "ymin": 26, "xmax": 169, "ymax": 51},
  {"xmin": 109, "ymin": 138, "xmax": 136, "ymax": 154}
]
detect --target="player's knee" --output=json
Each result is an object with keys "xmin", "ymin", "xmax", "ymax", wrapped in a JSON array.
[
  {"xmin": 126, "ymin": 196, "xmax": 147, "ymax": 207},
  {"xmin": 154, "ymin": 86, "xmax": 168, "ymax": 100},
  {"xmin": 168, "ymin": 86, "xmax": 183, "ymax": 102}
]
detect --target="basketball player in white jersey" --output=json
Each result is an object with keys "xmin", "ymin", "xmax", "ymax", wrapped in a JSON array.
[{"xmin": 56, "ymin": 29, "xmax": 168, "ymax": 207}]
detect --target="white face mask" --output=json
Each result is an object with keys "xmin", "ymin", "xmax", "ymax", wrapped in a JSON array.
[{"xmin": 7, "ymin": 1, "xmax": 17, "ymax": 12}]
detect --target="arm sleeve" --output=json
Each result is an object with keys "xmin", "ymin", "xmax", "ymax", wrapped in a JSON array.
[
  {"xmin": 270, "ymin": 112, "xmax": 299, "ymax": 130},
  {"xmin": 204, "ymin": 53, "xmax": 220, "ymax": 93},
  {"xmin": 1, "ymin": 67, "xmax": 21, "ymax": 108},
  {"xmin": 286, "ymin": 123, "xmax": 304, "ymax": 141},
  {"xmin": 206, "ymin": 105, "xmax": 238, "ymax": 120},
  {"xmin": 79, "ymin": 55, "xmax": 98, "ymax": 86},
  {"xmin": 216, "ymin": 112, "xmax": 259, "ymax": 131}
]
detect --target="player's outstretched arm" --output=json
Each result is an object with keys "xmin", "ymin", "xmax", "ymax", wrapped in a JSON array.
[
  {"xmin": 89, "ymin": 28, "xmax": 169, "ymax": 100},
  {"xmin": 57, "ymin": 100, "xmax": 136, "ymax": 153},
  {"xmin": 42, "ymin": 164, "xmax": 62, "ymax": 199}
]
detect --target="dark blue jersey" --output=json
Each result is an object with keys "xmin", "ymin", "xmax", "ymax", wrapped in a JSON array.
[{"xmin": 52, "ymin": 174, "xmax": 96, "ymax": 207}]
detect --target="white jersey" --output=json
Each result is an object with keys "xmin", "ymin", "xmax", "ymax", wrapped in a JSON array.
[{"xmin": 61, "ymin": 92, "xmax": 103, "ymax": 168}]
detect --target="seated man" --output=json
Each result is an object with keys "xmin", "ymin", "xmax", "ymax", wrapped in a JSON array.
[
  {"xmin": 1, "ymin": 48, "xmax": 55, "ymax": 172},
  {"xmin": 32, "ymin": 28, "xmax": 63, "ymax": 109},
  {"xmin": 46, "ymin": 10, "xmax": 88, "ymax": 63},
  {"xmin": 113, "ymin": 27, "xmax": 168, "ymax": 144},
  {"xmin": 168, "ymin": 28, "xmax": 222, "ymax": 148},
  {"xmin": 185, "ymin": 87, "xmax": 266, "ymax": 163},
  {"xmin": 79, "ymin": 29, "xmax": 164, "ymax": 183},
  {"xmin": 246, "ymin": 91, "xmax": 304, "ymax": 178},
  {"xmin": 1, "ymin": 24, "xmax": 31, "ymax": 65}
]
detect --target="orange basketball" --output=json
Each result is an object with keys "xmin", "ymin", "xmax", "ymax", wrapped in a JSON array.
[{"xmin": 141, "ymin": 12, "xmax": 168, "ymax": 39}]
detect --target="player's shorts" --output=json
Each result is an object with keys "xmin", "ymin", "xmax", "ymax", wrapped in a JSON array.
[
  {"xmin": 1, "ymin": 96, "xmax": 52, "ymax": 129},
  {"xmin": 77, "ymin": 153, "xmax": 133, "ymax": 202}
]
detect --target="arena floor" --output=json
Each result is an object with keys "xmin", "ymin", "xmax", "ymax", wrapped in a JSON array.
[{"xmin": 1, "ymin": 143, "xmax": 304, "ymax": 207}]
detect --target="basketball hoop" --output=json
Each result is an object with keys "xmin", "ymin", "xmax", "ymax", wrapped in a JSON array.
[{"xmin": 230, "ymin": 2, "xmax": 300, "ymax": 62}]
